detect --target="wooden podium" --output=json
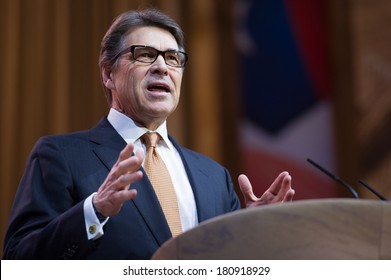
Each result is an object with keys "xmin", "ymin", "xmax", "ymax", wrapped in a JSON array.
[{"xmin": 152, "ymin": 199, "xmax": 391, "ymax": 259}]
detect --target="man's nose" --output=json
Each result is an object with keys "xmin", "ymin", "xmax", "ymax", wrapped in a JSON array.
[{"xmin": 150, "ymin": 55, "xmax": 168, "ymax": 74}]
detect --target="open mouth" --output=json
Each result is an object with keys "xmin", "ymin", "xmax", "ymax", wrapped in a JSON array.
[{"xmin": 147, "ymin": 83, "xmax": 170, "ymax": 93}]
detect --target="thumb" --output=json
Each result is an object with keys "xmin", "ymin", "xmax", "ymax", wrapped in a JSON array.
[{"xmin": 238, "ymin": 174, "xmax": 258, "ymax": 203}]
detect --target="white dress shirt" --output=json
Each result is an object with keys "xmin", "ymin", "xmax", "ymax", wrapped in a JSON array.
[{"xmin": 84, "ymin": 108, "xmax": 198, "ymax": 240}]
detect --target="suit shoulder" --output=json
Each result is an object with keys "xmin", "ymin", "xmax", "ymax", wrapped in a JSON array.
[
  {"xmin": 35, "ymin": 118, "xmax": 109, "ymax": 147},
  {"xmin": 35, "ymin": 129, "xmax": 92, "ymax": 147}
]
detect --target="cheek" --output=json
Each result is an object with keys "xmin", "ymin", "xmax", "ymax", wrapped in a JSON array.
[
  {"xmin": 172, "ymin": 72, "xmax": 183, "ymax": 91},
  {"xmin": 119, "ymin": 68, "xmax": 140, "ymax": 96}
]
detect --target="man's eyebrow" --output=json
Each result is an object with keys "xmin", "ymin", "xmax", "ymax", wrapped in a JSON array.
[{"xmin": 141, "ymin": 45, "xmax": 180, "ymax": 51}]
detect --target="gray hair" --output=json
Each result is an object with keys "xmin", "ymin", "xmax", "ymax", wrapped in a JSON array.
[{"xmin": 99, "ymin": 8, "xmax": 185, "ymax": 105}]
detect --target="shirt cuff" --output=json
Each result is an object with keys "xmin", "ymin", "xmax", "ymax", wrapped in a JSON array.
[{"xmin": 83, "ymin": 193, "xmax": 109, "ymax": 240}]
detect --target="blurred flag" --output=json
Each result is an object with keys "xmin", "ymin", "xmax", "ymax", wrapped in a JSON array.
[{"xmin": 235, "ymin": 0, "xmax": 339, "ymax": 199}]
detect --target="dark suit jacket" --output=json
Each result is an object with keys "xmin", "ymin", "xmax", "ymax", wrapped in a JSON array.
[{"xmin": 3, "ymin": 117, "xmax": 240, "ymax": 259}]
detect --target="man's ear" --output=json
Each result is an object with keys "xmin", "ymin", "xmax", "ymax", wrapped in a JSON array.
[{"xmin": 102, "ymin": 67, "xmax": 115, "ymax": 90}]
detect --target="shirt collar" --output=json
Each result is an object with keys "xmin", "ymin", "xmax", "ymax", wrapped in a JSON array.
[{"xmin": 107, "ymin": 108, "xmax": 171, "ymax": 148}]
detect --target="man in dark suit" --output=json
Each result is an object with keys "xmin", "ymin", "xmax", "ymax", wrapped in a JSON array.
[{"xmin": 3, "ymin": 8, "xmax": 294, "ymax": 259}]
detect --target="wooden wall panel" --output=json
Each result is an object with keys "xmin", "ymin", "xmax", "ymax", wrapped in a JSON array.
[
  {"xmin": 331, "ymin": 0, "xmax": 391, "ymax": 199},
  {"xmin": 351, "ymin": 0, "xmax": 391, "ymax": 199}
]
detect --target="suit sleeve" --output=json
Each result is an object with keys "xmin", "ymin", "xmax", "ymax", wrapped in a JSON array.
[
  {"xmin": 3, "ymin": 137, "xmax": 96, "ymax": 259},
  {"xmin": 224, "ymin": 167, "xmax": 242, "ymax": 212}
]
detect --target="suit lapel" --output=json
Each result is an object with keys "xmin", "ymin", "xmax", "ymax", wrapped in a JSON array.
[
  {"xmin": 169, "ymin": 136, "xmax": 216, "ymax": 223},
  {"xmin": 90, "ymin": 118, "xmax": 172, "ymax": 245},
  {"xmin": 130, "ymin": 177, "xmax": 172, "ymax": 244}
]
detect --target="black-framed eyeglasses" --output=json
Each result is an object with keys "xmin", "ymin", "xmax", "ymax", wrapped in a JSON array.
[{"xmin": 114, "ymin": 45, "xmax": 188, "ymax": 67}]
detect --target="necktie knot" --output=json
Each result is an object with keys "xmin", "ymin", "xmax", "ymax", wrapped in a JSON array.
[{"xmin": 142, "ymin": 132, "xmax": 160, "ymax": 149}]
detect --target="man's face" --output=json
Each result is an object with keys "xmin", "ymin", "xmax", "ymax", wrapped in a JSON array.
[{"xmin": 109, "ymin": 26, "xmax": 184, "ymax": 130}]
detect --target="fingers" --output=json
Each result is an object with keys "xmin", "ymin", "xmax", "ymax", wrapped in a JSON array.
[
  {"xmin": 268, "ymin": 171, "xmax": 289, "ymax": 192},
  {"xmin": 109, "ymin": 188, "xmax": 138, "ymax": 206},
  {"xmin": 95, "ymin": 144, "xmax": 145, "ymax": 217},
  {"xmin": 113, "ymin": 146, "xmax": 144, "ymax": 184},
  {"xmin": 94, "ymin": 188, "xmax": 139, "ymax": 218},
  {"xmin": 269, "ymin": 172, "xmax": 296, "ymax": 203},
  {"xmin": 118, "ymin": 142, "xmax": 135, "ymax": 161},
  {"xmin": 283, "ymin": 189, "xmax": 295, "ymax": 202},
  {"xmin": 238, "ymin": 174, "xmax": 258, "ymax": 204},
  {"xmin": 115, "ymin": 169, "xmax": 143, "ymax": 190},
  {"xmin": 118, "ymin": 150, "xmax": 144, "ymax": 189},
  {"xmin": 268, "ymin": 171, "xmax": 292, "ymax": 200},
  {"xmin": 241, "ymin": 171, "xmax": 296, "ymax": 207}
]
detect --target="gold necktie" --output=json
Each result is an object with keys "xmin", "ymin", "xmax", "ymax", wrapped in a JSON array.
[{"xmin": 142, "ymin": 132, "xmax": 182, "ymax": 237}]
